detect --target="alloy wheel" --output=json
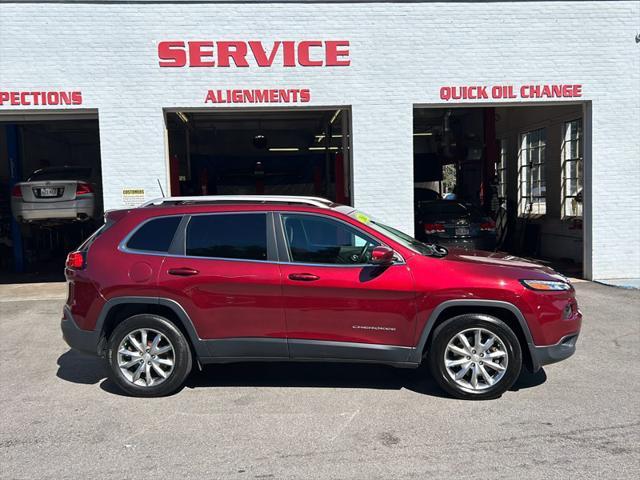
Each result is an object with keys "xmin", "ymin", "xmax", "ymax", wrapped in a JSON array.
[
  {"xmin": 117, "ymin": 328, "xmax": 175, "ymax": 387},
  {"xmin": 443, "ymin": 327, "xmax": 509, "ymax": 392}
]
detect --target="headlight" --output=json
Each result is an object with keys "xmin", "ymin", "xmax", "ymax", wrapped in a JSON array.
[{"xmin": 520, "ymin": 279, "xmax": 572, "ymax": 291}]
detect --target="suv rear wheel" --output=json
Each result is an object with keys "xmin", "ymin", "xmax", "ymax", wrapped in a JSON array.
[
  {"xmin": 106, "ymin": 314, "xmax": 193, "ymax": 397},
  {"xmin": 427, "ymin": 314, "xmax": 522, "ymax": 400}
]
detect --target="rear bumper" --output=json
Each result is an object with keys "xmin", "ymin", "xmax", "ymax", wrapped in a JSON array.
[
  {"xmin": 61, "ymin": 306, "xmax": 101, "ymax": 356},
  {"xmin": 12, "ymin": 197, "xmax": 95, "ymax": 221},
  {"xmin": 531, "ymin": 333, "xmax": 579, "ymax": 370}
]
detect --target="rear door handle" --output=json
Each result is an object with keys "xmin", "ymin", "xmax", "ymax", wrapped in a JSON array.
[
  {"xmin": 168, "ymin": 267, "xmax": 199, "ymax": 277},
  {"xmin": 288, "ymin": 273, "xmax": 320, "ymax": 282}
]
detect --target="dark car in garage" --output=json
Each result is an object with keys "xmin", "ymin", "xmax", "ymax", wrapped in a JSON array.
[{"xmin": 415, "ymin": 200, "xmax": 497, "ymax": 251}]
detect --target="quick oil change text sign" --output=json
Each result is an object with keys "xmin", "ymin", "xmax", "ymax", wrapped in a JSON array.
[{"xmin": 440, "ymin": 84, "xmax": 583, "ymax": 101}]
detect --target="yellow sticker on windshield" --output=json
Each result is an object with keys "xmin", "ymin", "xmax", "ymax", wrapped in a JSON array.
[{"xmin": 354, "ymin": 212, "xmax": 370, "ymax": 224}]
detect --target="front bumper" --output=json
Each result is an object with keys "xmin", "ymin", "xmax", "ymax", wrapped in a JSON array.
[
  {"xmin": 531, "ymin": 333, "xmax": 579, "ymax": 370},
  {"xmin": 61, "ymin": 306, "xmax": 101, "ymax": 356}
]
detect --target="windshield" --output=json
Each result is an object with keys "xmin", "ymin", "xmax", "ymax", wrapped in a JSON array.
[
  {"xmin": 416, "ymin": 201, "xmax": 468, "ymax": 215},
  {"xmin": 349, "ymin": 210, "xmax": 447, "ymax": 257}
]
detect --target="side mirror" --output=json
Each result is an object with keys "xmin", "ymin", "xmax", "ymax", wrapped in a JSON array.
[{"xmin": 370, "ymin": 246, "xmax": 395, "ymax": 265}]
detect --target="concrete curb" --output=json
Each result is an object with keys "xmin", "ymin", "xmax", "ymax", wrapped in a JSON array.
[{"xmin": 0, "ymin": 282, "xmax": 67, "ymax": 302}]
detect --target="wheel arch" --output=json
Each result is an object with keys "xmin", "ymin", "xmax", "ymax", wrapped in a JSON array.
[
  {"xmin": 97, "ymin": 297, "xmax": 207, "ymax": 359},
  {"xmin": 412, "ymin": 300, "xmax": 539, "ymax": 372}
]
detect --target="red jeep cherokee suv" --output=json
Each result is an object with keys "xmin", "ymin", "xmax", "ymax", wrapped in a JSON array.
[{"xmin": 61, "ymin": 196, "xmax": 581, "ymax": 399}]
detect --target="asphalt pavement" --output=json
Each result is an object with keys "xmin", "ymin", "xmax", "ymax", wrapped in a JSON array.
[{"xmin": 0, "ymin": 281, "xmax": 638, "ymax": 479}]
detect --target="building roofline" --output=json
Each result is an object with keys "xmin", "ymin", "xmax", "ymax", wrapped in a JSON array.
[{"xmin": 0, "ymin": 0, "xmax": 611, "ymax": 5}]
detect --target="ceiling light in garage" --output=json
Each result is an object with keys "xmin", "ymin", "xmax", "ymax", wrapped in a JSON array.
[
  {"xmin": 315, "ymin": 133, "xmax": 343, "ymax": 143},
  {"xmin": 268, "ymin": 147, "xmax": 299, "ymax": 152},
  {"xmin": 176, "ymin": 112, "xmax": 189, "ymax": 124},
  {"xmin": 414, "ymin": 132, "xmax": 433, "ymax": 136},
  {"xmin": 309, "ymin": 147, "xmax": 339, "ymax": 151}
]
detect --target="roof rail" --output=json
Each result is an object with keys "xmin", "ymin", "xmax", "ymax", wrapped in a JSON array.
[{"xmin": 140, "ymin": 195, "xmax": 334, "ymax": 209}]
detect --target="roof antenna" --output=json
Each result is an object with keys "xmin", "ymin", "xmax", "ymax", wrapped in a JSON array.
[{"xmin": 157, "ymin": 178, "xmax": 166, "ymax": 198}]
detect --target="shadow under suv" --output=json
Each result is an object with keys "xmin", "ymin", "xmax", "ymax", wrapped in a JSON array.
[{"xmin": 61, "ymin": 195, "xmax": 581, "ymax": 399}]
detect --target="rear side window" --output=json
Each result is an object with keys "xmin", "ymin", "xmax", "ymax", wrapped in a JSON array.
[
  {"xmin": 126, "ymin": 216, "xmax": 182, "ymax": 252},
  {"xmin": 28, "ymin": 167, "xmax": 92, "ymax": 181},
  {"xmin": 186, "ymin": 213, "xmax": 267, "ymax": 261}
]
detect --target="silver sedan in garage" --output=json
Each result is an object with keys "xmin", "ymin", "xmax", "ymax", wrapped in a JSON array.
[{"xmin": 10, "ymin": 166, "xmax": 96, "ymax": 223}]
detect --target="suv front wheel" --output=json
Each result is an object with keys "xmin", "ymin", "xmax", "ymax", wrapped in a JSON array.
[
  {"xmin": 106, "ymin": 314, "xmax": 193, "ymax": 397},
  {"xmin": 427, "ymin": 314, "xmax": 522, "ymax": 400}
]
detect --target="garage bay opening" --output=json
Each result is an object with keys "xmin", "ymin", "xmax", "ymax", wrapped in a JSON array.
[
  {"xmin": 0, "ymin": 114, "xmax": 102, "ymax": 281},
  {"xmin": 413, "ymin": 104, "xmax": 586, "ymax": 277},
  {"xmin": 165, "ymin": 108, "xmax": 351, "ymax": 203}
]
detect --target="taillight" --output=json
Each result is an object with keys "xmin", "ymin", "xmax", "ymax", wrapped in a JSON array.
[
  {"xmin": 424, "ymin": 223, "xmax": 445, "ymax": 235},
  {"xmin": 66, "ymin": 251, "xmax": 85, "ymax": 270},
  {"xmin": 11, "ymin": 185, "xmax": 22, "ymax": 198},
  {"xmin": 76, "ymin": 182, "xmax": 93, "ymax": 195},
  {"xmin": 480, "ymin": 220, "xmax": 496, "ymax": 232}
]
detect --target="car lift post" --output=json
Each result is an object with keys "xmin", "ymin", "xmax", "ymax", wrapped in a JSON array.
[{"xmin": 6, "ymin": 124, "xmax": 24, "ymax": 273}]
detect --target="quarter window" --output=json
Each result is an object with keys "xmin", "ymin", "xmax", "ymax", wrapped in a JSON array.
[
  {"xmin": 562, "ymin": 119, "xmax": 583, "ymax": 218},
  {"xmin": 126, "ymin": 216, "xmax": 182, "ymax": 252},
  {"xmin": 518, "ymin": 128, "xmax": 546, "ymax": 216},
  {"xmin": 282, "ymin": 214, "xmax": 380, "ymax": 265},
  {"xmin": 186, "ymin": 213, "xmax": 267, "ymax": 261}
]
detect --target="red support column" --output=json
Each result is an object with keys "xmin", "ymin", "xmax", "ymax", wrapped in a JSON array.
[
  {"xmin": 482, "ymin": 108, "xmax": 497, "ymax": 210},
  {"xmin": 334, "ymin": 152, "xmax": 345, "ymax": 204}
]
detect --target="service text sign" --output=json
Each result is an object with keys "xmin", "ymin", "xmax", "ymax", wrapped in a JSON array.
[{"xmin": 158, "ymin": 40, "xmax": 350, "ymax": 68}]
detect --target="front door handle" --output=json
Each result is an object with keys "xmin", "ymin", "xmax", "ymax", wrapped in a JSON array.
[
  {"xmin": 168, "ymin": 267, "xmax": 199, "ymax": 277},
  {"xmin": 288, "ymin": 273, "xmax": 320, "ymax": 282}
]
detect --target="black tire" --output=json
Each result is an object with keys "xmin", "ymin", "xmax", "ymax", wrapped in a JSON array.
[
  {"xmin": 427, "ymin": 314, "xmax": 522, "ymax": 400},
  {"xmin": 107, "ymin": 314, "xmax": 193, "ymax": 397}
]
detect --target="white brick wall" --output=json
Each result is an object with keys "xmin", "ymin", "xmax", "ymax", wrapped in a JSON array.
[{"xmin": 1, "ymin": 1, "xmax": 639, "ymax": 280}]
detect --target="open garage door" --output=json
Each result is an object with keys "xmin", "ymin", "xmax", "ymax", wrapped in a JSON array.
[
  {"xmin": 413, "ymin": 104, "xmax": 587, "ymax": 278},
  {"xmin": 165, "ymin": 108, "xmax": 351, "ymax": 203},
  {"xmin": 0, "ymin": 113, "xmax": 102, "ymax": 281}
]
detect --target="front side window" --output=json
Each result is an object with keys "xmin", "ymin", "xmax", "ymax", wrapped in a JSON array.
[
  {"xmin": 562, "ymin": 119, "xmax": 583, "ymax": 218},
  {"xmin": 282, "ymin": 214, "xmax": 380, "ymax": 265},
  {"xmin": 126, "ymin": 216, "xmax": 182, "ymax": 252},
  {"xmin": 186, "ymin": 213, "xmax": 267, "ymax": 261},
  {"xmin": 518, "ymin": 128, "xmax": 546, "ymax": 216}
]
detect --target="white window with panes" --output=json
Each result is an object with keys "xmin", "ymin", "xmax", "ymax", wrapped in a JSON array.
[
  {"xmin": 562, "ymin": 119, "xmax": 583, "ymax": 218},
  {"xmin": 497, "ymin": 138, "xmax": 507, "ymax": 202},
  {"xmin": 518, "ymin": 128, "xmax": 546, "ymax": 216}
]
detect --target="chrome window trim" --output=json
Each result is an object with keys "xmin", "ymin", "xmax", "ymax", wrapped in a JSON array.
[{"xmin": 118, "ymin": 209, "xmax": 405, "ymax": 267}]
